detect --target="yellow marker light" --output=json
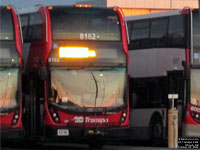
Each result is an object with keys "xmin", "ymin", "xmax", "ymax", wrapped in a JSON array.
[
  {"xmin": 48, "ymin": 6, "xmax": 53, "ymax": 10},
  {"xmin": 59, "ymin": 47, "xmax": 96, "ymax": 58},
  {"xmin": 6, "ymin": 6, "xmax": 11, "ymax": 10},
  {"xmin": 75, "ymin": 4, "xmax": 92, "ymax": 8},
  {"xmin": 88, "ymin": 130, "xmax": 94, "ymax": 134},
  {"xmin": 113, "ymin": 8, "xmax": 118, "ymax": 12}
]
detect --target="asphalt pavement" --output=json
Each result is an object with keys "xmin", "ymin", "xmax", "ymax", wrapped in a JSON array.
[{"xmin": 0, "ymin": 142, "xmax": 182, "ymax": 150}]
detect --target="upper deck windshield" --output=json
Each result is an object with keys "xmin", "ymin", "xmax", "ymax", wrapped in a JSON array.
[
  {"xmin": 49, "ymin": 7, "xmax": 121, "ymax": 41},
  {"xmin": 0, "ymin": 8, "xmax": 14, "ymax": 40},
  {"xmin": 50, "ymin": 67, "xmax": 126, "ymax": 111},
  {"xmin": 192, "ymin": 10, "xmax": 200, "ymax": 65}
]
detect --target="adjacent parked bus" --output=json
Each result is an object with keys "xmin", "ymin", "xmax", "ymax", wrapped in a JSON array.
[
  {"xmin": 0, "ymin": 6, "xmax": 23, "ymax": 139},
  {"xmin": 20, "ymin": 5, "xmax": 129, "ymax": 147},
  {"xmin": 125, "ymin": 8, "xmax": 200, "ymax": 144}
]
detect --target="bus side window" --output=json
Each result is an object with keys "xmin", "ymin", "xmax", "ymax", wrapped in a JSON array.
[
  {"xmin": 129, "ymin": 20, "xmax": 150, "ymax": 50},
  {"xmin": 20, "ymin": 15, "xmax": 29, "ymax": 42},
  {"xmin": 150, "ymin": 18, "xmax": 168, "ymax": 47},
  {"xmin": 28, "ymin": 13, "xmax": 43, "ymax": 42},
  {"xmin": 168, "ymin": 15, "xmax": 185, "ymax": 47}
]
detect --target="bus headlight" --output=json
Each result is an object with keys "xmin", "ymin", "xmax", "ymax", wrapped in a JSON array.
[
  {"xmin": 190, "ymin": 105, "xmax": 200, "ymax": 123},
  {"xmin": 49, "ymin": 107, "xmax": 60, "ymax": 123},
  {"xmin": 12, "ymin": 111, "xmax": 20, "ymax": 125},
  {"xmin": 120, "ymin": 109, "xmax": 127, "ymax": 123},
  {"xmin": 120, "ymin": 117, "xmax": 125, "ymax": 122},
  {"xmin": 122, "ymin": 112, "xmax": 127, "ymax": 117},
  {"xmin": 191, "ymin": 112, "xmax": 200, "ymax": 123},
  {"xmin": 14, "ymin": 114, "xmax": 19, "ymax": 119},
  {"xmin": 53, "ymin": 113, "xmax": 57, "ymax": 117}
]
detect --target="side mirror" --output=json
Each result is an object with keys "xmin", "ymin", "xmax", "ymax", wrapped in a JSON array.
[
  {"xmin": 182, "ymin": 61, "xmax": 190, "ymax": 79},
  {"xmin": 130, "ymin": 93, "xmax": 137, "ymax": 108}
]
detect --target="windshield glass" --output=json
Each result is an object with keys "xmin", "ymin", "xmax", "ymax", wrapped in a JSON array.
[
  {"xmin": 192, "ymin": 10, "xmax": 200, "ymax": 64},
  {"xmin": 50, "ymin": 8, "xmax": 121, "ymax": 41},
  {"xmin": 50, "ymin": 68, "xmax": 126, "ymax": 109},
  {"xmin": 0, "ymin": 68, "xmax": 18, "ymax": 109},
  {"xmin": 0, "ymin": 8, "xmax": 14, "ymax": 40},
  {"xmin": 191, "ymin": 69, "xmax": 200, "ymax": 107}
]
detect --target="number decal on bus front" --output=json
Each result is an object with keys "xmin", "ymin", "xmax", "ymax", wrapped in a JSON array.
[
  {"xmin": 80, "ymin": 33, "xmax": 96, "ymax": 40},
  {"xmin": 48, "ymin": 57, "xmax": 60, "ymax": 63}
]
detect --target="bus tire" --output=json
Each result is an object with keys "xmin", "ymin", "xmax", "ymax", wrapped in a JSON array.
[{"xmin": 149, "ymin": 115, "xmax": 163, "ymax": 146}]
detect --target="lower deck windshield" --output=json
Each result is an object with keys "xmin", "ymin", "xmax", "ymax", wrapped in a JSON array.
[
  {"xmin": 0, "ymin": 68, "xmax": 18, "ymax": 110},
  {"xmin": 192, "ymin": 10, "xmax": 200, "ymax": 65},
  {"xmin": 49, "ymin": 67, "xmax": 126, "ymax": 111},
  {"xmin": 190, "ymin": 69, "xmax": 200, "ymax": 107}
]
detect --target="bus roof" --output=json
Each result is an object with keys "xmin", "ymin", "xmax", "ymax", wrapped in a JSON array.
[{"xmin": 125, "ymin": 9, "xmax": 182, "ymax": 21}]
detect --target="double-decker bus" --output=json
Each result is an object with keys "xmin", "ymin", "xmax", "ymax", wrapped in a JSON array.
[
  {"xmin": 20, "ymin": 7, "xmax": 46, "ymax": 140},
  {"xmin": 0, "ymin": 6, "xmax": 23, "ymax": 140},
  {"xmin": 125, "ymin": 8, "xmax": 200, "ymax": 144},
  {"xmin": 20, "ymin": 5, "xmax": 129, "ymax": 147}
]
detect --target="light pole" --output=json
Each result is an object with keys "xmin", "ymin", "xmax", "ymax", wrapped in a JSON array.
[
  {"xmin": 199, "ymin": 0, "xmax": 200, "ymax": 9},
  {"xmin": 170, "ymin": 0, "xmax": 172, "ymax": 10},
  {"xmin": 199, "ymin": 0, "xmax": 200, "ymax": 17}
]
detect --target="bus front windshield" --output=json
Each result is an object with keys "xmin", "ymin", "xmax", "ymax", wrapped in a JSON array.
[
  {"xmin": 191, "ymin": 11, "xmax": 200, "ymax": 107},
  {"xmin": 0, "ymin": 68, "xmax": 18, "ymax": 110},
  {"xmin": 0, "ymin": 8, "xmax": 14, "ymax": 40},
  {"xmin": 191, "ymin": 69, "xmax": 200, "ymax": 107},
  {"xmin": 50, "ymin": 68, "xmax": 126, "ymax": 110},
  {"xmin": 50, "ymin": 8, "xmax": 121, "ymax": 41},
  {"xmin": 192, "ymin": 10, "xmax": 200, "ymax": 64}
]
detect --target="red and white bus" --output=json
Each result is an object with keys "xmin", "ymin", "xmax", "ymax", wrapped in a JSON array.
[
  {"xmin": 20, "ymin": 5, "xmax": 129, "ymax": 147},
  {"xmin": 0, "ymin": 6, "xmax": 23, "ymax": 140},
  {"xmin": 125, "ymin": 8, "xmax": 200, "ymax": 144}
]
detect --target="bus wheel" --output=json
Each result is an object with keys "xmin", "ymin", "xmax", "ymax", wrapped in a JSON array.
[{"xmin": 149, "ymin": 116, "xmax": 163, "ymax": 146}]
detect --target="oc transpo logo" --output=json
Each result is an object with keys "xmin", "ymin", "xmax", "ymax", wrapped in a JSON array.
[
  {"xmin": 191, "ymin": 106, "xmax": 200, "ymax": 113},
  {"xmin": 74, "ymin": 116, "xmax": 109, "ymax": 123},
  {"xmin": 74, "ymin": 116, "xmax": 84, "ymax": 123}
]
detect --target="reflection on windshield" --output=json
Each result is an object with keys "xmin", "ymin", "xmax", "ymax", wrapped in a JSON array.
[
  {"xmin": 0, "ymin": 10, "xmax": 14, "ymax": 40},
  {"xmin": 50, "ymin": 8, "xmax": 121, "ymax": 41},
  {"xmin": 51, "ymin": 68, "xmax": 126, "ymax": 108},
  {"xmin": 0, "ymin": 68, "xmax": 18, "ymax": 109},
  {"xmin": 192, "ymin": 11, "xmax": 200, "ymax": 64},
  {"xmin": 191, "ymin": 69, "xmax": 200, "ymax": 107}
]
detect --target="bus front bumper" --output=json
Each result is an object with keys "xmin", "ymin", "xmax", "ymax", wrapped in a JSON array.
[{"xmin": 44, "ymin": 125, "xmax": 129, "ymax": 141}]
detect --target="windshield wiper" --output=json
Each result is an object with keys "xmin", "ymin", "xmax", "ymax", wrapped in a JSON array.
[{"xmin": 91, "ymin": 72, "xmax": 98, "ymax": 109}]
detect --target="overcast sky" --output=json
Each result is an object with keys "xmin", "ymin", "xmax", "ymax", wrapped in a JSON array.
[{"xmin": 0, "ymin": 0, "xmax": 84, "ymax": 8}]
